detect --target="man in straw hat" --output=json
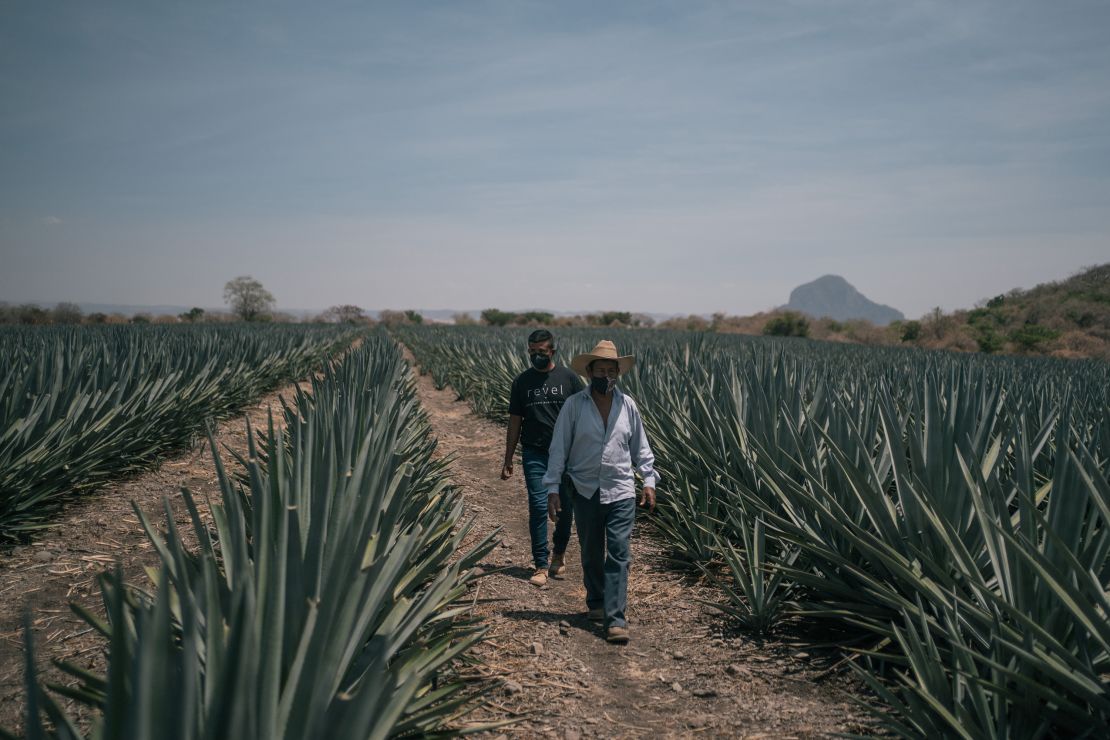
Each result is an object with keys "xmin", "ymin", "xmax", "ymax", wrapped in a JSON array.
[{"xmin": 543, "ymin": 340, "xmax": 658, "ymax": 644}]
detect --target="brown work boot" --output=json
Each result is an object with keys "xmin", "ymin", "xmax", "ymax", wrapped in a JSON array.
[
  {"xmin": 606, "ymin": 626, "xmax": 630, "ymax": 644},
  {"xmin": 548, "ymin": 553, "xmax": 566, "ymax": 578},
  {"xmin": 529, "ymin": 568, "xmax": 548, "ymax": 587}
]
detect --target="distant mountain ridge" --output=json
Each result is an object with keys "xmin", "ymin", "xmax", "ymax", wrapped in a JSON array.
[{"xmin": 783, "ymin": 275, "xmax": 905, "ymax": 326}]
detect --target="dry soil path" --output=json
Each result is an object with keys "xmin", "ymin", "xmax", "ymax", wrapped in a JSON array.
[{"xmin": 408, "ymin": 362, "xmax": 874, "ymax": 739}]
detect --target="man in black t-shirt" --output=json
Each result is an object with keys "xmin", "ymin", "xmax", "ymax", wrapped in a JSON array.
[{"xmin": 501, "ymin": 329, "xmax": 584, "ymax": 586}]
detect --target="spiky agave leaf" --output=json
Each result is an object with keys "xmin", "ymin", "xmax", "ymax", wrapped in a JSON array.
[{"xmin": 11, "ymin": 333, "xmax": 496, "ymax": 740}]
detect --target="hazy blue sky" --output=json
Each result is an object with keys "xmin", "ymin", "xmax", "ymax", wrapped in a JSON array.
[{"xmin": 2, "ymin": 0, "xmax": 1108, "ymax": 318}]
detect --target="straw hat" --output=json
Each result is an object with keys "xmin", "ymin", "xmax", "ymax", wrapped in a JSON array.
[{"xmin": 570, "ymin": 340, "xmax": 635, "ymax": 377}]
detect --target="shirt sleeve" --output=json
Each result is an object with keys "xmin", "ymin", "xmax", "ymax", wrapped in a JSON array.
[
  {"xmin": 508, "ymin": 376, "xmax": 523, "ymax": 416},
  {"xmin": 628, "ymin": 402, "xmax": 658, "ymax": 489},
  {"xmin": 543, "ymin": 398, "xmax": 575, "ymax": 493},
  {"xmin": 569, "ymin": 370, "xmax": 585, "ymax": 393}
]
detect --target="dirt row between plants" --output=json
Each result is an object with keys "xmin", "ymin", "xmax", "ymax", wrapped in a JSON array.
[
  {"xmin": 406, "ymin": 360, "xmax": 875, "ymax": 739},
  {"xmin": 0, "ymin": 375, "xmax": 318, "ymax": 735}
]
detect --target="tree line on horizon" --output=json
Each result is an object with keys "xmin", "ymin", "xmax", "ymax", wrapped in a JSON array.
[{"xmin": 4, "ymin": 266, "xmax": 1107, "ymax": 360}]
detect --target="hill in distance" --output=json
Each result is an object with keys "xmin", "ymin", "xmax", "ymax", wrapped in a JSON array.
[
  {"xmin": 783, "ymin": 275, "xmax": 905, "ymax": 326},
  {"xmin": 945, "ymin": 262, "xmax": 1110, "ymax": 358}
]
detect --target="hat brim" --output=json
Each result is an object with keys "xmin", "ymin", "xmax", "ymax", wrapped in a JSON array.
[{"xmin": 570, "ymin": 353, "xmax": 635, "ymax": 378}]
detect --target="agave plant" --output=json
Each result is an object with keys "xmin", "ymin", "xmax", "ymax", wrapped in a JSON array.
[
  {"xmin": 721, "ymin": 370, "xmax": 1110, "ymax": 735},
  {"xmin": 650, "ymin": 474, "xmax": 722, "ymax": 563},
  {"xmin": 700, "ymin": 511, "xmax": 798, "ymax": 635},
  {"xmin": 0, "ymin": 323, "xmax": 354, "ymax": 541},
  {"xmin": 8, "ymin": 334, "xmax": 498, "ymax": 739},
  {"xmin": 394, "ymin": 323, "xmax": 1110, "ymax": 736}
]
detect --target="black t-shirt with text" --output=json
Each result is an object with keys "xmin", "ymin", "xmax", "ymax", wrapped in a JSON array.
[{"xmin": 508, "ymin": 366, "xmax": 584, "ymax": 451}]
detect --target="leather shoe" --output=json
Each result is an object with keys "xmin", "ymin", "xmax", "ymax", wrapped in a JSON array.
[{"xmin": 606, "ymin": 626, "xmax": 630, "ymax": 644}]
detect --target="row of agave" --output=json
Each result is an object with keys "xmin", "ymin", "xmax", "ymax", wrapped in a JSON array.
[
  {"xmin": 0, "ymin": 324, "xmax": 354, "ymax": 542},
  {"xmin": 5, "ymin": 332, "xmax": 497, "ymax": 739},
  {"xmin": 398, "ymin": 324, "xmax": 1110, "ymax": 738}
]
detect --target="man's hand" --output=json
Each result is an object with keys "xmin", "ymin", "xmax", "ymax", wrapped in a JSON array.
[
  {"xmin": 548, "ymin": 491, "xmax": 560, "ymax": 522},
  {"xmin": 638, "ymin": 486, "xmax": 656, "ymax": 512},
  {"xmin": 500, "ymin": 461, "xmax": 513, "ymax": 480}
]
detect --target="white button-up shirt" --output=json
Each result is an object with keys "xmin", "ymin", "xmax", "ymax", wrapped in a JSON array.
[{"xmin": 542, "ymin": 386, "xmax": 659, "ymax": 503}]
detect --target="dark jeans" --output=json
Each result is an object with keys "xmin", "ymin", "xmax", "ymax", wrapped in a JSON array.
[
  {"xmin": 573, "ymin": 493, "xmax": 636, "ymax": 628},
  {"xmin": 521, "ymin": 447, "xmax": 574, "ymax": 569}
]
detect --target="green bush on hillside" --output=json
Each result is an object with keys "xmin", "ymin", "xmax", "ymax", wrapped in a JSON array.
[
  {"xmin": 975, "ymin": 327, "xmax": 1005, "ymax": 353},
  {"xmin": 897, "ymin": 320, "xmax": 922, "ymax": 342},
  {"xmin": 1009, "ymin": 323, "xmax": 1060, "ymax": 351},
  {"xmin": 762, "ymin": 312, "xmax": 810, "ymax": 338}
]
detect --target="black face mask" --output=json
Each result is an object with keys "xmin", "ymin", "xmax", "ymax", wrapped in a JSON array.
[
  {"xmin": 590, "ymin": 376, "xmax": 614, "ymax": 394},
  {"xmin": 530, "ymin": 353, "xmax": 550, "ymax": 370}
]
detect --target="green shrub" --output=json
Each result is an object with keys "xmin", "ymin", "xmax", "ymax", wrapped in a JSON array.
[
  {"xmin": 762, "ymin": 312, "xmax": 810, "ymax": 338},
  {"xmin": 1066, "ymin": 309, "xmax": 1096, "ymax": 328},
  {"xmin": 480, "ymin": 308, "xmax": 516, "ymax": 326},
  {"xmin": 588, "ymin": 311, "xmax": 633, "ymax": 326},
  {"xmin": 975, "ymin": 327, "xmax": 1005, "ymax": 353},
  {"xmin": 1009, "ymin": 323, "xmax": 1060, "ymax": 351},
  {"xmin": 899, "ymin": 320, "xmax": 922, "ymax": 342}
]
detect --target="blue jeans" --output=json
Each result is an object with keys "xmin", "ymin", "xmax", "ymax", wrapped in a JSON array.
[
  {"xmin": 522, "ymin": 447, "xmax": 574, "ymax": 569},
  {"xmin": 573, "ymin": 493, "xmax": 636, "ymax": 628}
]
